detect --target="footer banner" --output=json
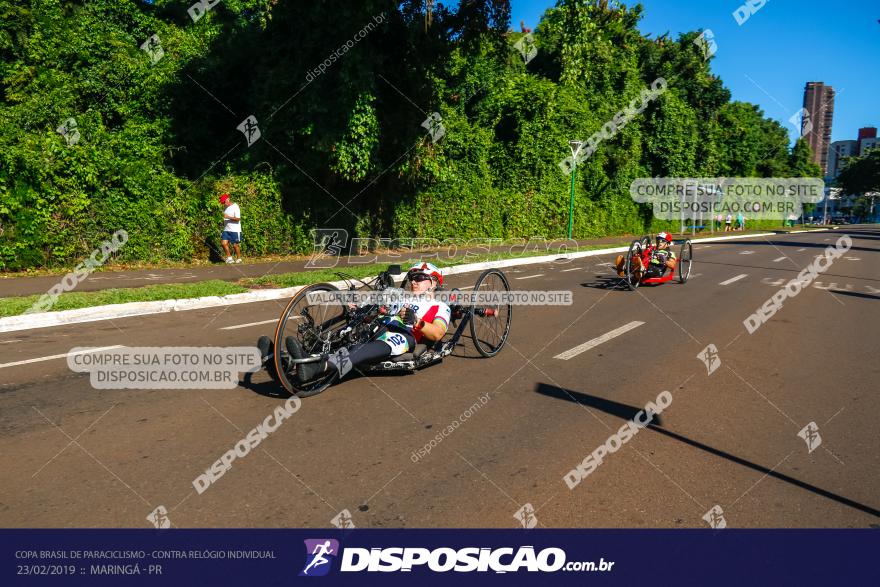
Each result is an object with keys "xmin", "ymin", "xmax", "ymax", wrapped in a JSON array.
[{"xmin": 2, "ymin": 529, "xmax": 875, "ymax": 585}]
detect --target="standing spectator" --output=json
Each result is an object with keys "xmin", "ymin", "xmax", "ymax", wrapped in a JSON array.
[
  {"xmin": 725, "ymin": 213, "xmax": 732, "ymax": 231},
  {"xmin": 219, "ymin": 193, "xmax": 242, "ymax": 264},
  {"xmin": 737, "ymin": 212, "xmax": 745, "ymax": 231}
]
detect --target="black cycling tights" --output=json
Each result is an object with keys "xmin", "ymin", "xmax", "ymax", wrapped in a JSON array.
[{"xmin": 348, "ymin": 340, "xmax": 394, "ymax": 368}]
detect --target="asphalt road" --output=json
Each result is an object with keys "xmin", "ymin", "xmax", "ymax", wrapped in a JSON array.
[{"xmin": 1, "ymin": 228, "xmax": 877, "ymax": 529}]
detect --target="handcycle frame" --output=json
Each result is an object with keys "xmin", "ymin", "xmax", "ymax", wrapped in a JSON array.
[
  {"xmin": 622, "ymin": 236, "xmax": 693, "ymax": 290},
  {"xmin": 271, "ymin": 265, "xmax": 512, "ymax": 397}
]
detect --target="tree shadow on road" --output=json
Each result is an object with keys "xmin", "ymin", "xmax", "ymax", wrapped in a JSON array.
[
  {"xmin": 535, "ymin": 382, "xmax": 880, "ymax": 521},
  {"xmin": 708, "ymin": 240, "xmax": 877, "ymax": 253}
]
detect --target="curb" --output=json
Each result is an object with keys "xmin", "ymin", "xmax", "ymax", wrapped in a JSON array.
[{"xmin": 0, "ymin": 231, "xmax": 783, "ymax": 333}]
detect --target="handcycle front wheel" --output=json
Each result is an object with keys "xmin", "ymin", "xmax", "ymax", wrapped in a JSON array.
[
  {"xmin": 272, "ymin": 283, "xmax": 344, "ymax": 398},
  {"xmin": 678, "ymin": 239, "xmax": 693, "ymax": 283},
  {"xmin": 624, "ymin": 239, "xmax": 644, "ymax": 290},
  {"xmin": 470, "ymin": 269, "xmax": 512, "ymax": 357}
]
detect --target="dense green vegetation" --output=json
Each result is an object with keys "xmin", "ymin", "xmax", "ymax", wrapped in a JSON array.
[
  {"xmin": 837, "ymin": 148, "xmax": 880, "ymax": 221},
  {"xmin": 0, "ymin": 0, "xmax": 822, "ymax": 270}
]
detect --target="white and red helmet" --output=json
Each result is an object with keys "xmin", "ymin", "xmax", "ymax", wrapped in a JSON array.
[
  {"xmin": 657, "ymin": 232, "xmax": 673, "ymax": 244},
  {"xmin": 407, "ymin": 262, "xmax": 443, "ymax": 286}
]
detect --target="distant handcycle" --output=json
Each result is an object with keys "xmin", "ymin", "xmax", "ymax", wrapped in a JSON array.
[
  {"xmin": 264, "ymin": 265, "xmax": 512, "ymax": 397},
  {"xmin": 620, "ymin": 234, "xmax": 693, "ymax": 290}
]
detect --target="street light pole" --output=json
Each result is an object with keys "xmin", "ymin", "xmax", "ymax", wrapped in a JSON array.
[{"xmin": 568, "ymin": 140, "xmax": 583, "ymax": 240}]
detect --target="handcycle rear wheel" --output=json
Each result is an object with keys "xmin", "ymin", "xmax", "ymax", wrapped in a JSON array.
[
  {"xmin": 678, "ymin": 240, "xmax": 693, "ymax": 283},
  {"xmin": 470, "ymin": 269, "xmax": 512, "ymax": 357},
  {"xmin": 624, "ymin": 239, "xmax": 644, "ymax": 290},
  {"xmin": 272, "ymin": 283, "xmax": 344, "ymax": 398}
]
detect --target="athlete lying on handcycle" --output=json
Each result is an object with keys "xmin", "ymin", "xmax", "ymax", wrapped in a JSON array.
[
  {"xmin": 614, "ymin": 232, "xmax": 677, "ymax": 278},
  {"xmin": 257, "ymin": 262, "xmax": 450, "ymax": 384}
]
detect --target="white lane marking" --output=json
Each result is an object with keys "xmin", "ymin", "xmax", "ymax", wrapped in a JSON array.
[
  {"xmin": 560, "ymin": 267, "xmax": 582, "ymax": 272},
  {"xmin": 796, "ymin": 248, "xmax": 806, "ymax": 252},
  {"xmin": 719, "ymin": 274, "xmax": 748, "ymax": 286},
  {"xmin": 0, "ymin": 339, "xmax": 22, "ymax": 344},
  {"xmin": 772, "ymin": 256, "xmax": 787, "ymax": 262},
  {"xmin": 844, "ymin": 257, "xmax": 860, "ymax": 261},
  {"xmin": 458, "ymin": 285, "xmax": 475, "ymax": 290},
  {"xmin": 697, "ymin": 245, "xmax": 712, "ymax": 249},
  {"xmin": 0, "ymin": 345, "xmax": 124, "ymax": 370},
  {"xmin": 554, "ymin": 321, "xmax": 645, "ymax": 360},
  {"xmin": 739, "ymin": 250, "xmax": 755, "ymax": 255},
  {"xmin": 516, "ymin": 274, "xmax": 544, "ymax": 280},
  {"xmin": 219, "ymin": 318, "xmax": 278, "ymax": 331}
]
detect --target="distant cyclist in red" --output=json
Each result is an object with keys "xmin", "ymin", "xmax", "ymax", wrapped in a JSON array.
[
  {"xmin": 614, "ymin": 232, "xmax": 677, "ymax": 278},
  {"xmin": 644, "ymin": 232, "xmax": 677, "ymax": 278}
]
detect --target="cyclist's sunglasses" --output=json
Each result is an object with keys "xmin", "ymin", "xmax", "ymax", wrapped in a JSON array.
[{"xmin": 409, "ymin": 273, "xmax": 432, "ymax": 282}]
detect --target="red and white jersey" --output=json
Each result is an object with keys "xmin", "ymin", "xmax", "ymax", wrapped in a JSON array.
[{"xmin": 410, "ymin": 300, "xmax": 451, "ymax": 343}]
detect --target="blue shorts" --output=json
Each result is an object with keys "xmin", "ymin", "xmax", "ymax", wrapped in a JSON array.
[{"xmin": 221, "ymin": 231, "xmax": 241, "ymax": 243}]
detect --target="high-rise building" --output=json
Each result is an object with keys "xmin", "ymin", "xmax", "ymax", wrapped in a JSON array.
[
  {"xmin": 801, "ymin": 82, "xmax": 835, "ymax": 174},
  {"xmin": 826, "ymin": 140, "xmax": 858, "ymax": 179},
  {"xmin": 825, "ymin": 127, "xmax": 878, "ymax": 179},
  {"xmin": 857, "ymin": 127, "xmax": 877, "ymax": 157}
]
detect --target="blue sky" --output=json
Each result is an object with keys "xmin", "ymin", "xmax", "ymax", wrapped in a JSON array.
[{"xmin": 510, "ymin": 0, "xmax": 879, "ymax": 144}]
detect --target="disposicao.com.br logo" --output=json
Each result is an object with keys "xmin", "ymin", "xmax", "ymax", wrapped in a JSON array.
[
  {"xmin": 300, "ymin": 542, "xmax": 613, "ymax": 575},
  {"xmin": 300, "ymin": 539, "xmax": 340, "ymax": 577}
]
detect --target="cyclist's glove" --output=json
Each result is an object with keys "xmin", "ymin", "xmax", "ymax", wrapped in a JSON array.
[{"xmin": 400, "ymin": 306, "xmax": 417, "ymax": 327}]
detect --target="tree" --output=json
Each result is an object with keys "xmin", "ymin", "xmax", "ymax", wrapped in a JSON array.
[
  {"xmin": 837, "ymin": 149, "xmax": 880, "ymax": 220},
  {"xmin": 788, "ymin": 137, "xmax": 822, "ymax": 177}
]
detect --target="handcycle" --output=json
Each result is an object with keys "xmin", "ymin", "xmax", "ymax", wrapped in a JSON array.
[
  {"xmin": 269, "ymin": 265, "xmax": 512, "ymax": 397},
  {"xmin": 621, "ymin": 235, "xmax": 693, "ymax": 290}
]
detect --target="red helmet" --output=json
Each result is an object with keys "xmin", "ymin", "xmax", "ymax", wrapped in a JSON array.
[
  {"xmin": 407, "ymin": 262, "xmax": 443, "ymax": 286},
  {"xmin": 219, "ymin": 193, "xmax": 231, "ymax": 204},
  {"xmin": 657, "ymin": 232, "xmax": 672, "ymax": 243}
]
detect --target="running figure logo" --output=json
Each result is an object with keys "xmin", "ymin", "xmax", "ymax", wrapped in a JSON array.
[
  {"xmin": 300, "ymin": 539, "xmax": 339, "ymax": 577},
  {"xmin": 146, "ymin": 505, "xmax": 171, "ymax": 529},
  {"xmin": 797, "ymin": 422, "xmax": 822, "ymax": 453},
  {"xmin": 237, "ymin": 115, "xmax": 261, "ymax": 147},
  {"xmin": 697, "ymin": 344, "xmax": 721, "ymax": 376},
  {"xmin": 702, "ymin": 505, "xmax": 727, "ymax": 529},
  {"xmin": 331, "ymin": 509, "xmax": 355, "ymax": 529},
  {"xmin": 513, "ymin": 503, "xmax": 538, "ymax": 529}
]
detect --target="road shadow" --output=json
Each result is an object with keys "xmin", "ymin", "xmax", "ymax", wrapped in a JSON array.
[
  {"xmin": 829, "ymin": 290, "xmax": 880, "ymax": 301},
  {"xmin": 696, "ymin": 260, "xmax": 880, "ymax": 283},
  {"xmin": 535, "ymin": 382, "xmax": 880, "ymax": 520},
  {"xmin": 240, "ymin": 371, "xmax": 289, "ymax": 399},
  {"xmin": 581, "ymin": 275, "xmax": 630, "ymax": 291},
  {"xmin": 708, "ymin": 240, "xmax": 877, "ymax": 254}
]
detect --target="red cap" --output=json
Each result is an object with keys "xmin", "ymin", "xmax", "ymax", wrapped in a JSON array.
[{"xmin": 219, "ymin": 193, "xmax": 231, "ymax": 204}]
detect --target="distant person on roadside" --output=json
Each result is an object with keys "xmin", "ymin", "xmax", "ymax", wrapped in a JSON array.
[
  {"xmin": 737, "ymin": 212, "xmax": 745, "ymax": 231},
  {"xmin": 219, "ymin": 193, "xmax": 242, "ymax": 264},
  {"xmin": 716, "ymin": 214, "xmax": 723, "ymax": 230},
  {"xmin": 725, "ymin": 213, "xmax": 732, "ymax": 232}
]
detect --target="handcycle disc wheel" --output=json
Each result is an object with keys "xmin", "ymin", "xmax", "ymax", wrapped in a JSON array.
[
  {"xmin": 272, "ymin": 283, "xmax": 344, "ymax": 398},
  {"xmin": 678, "ymin": 240, "xmax": 693, "ymax": 284},
  {"xmin": 624, "ymin": 239, "xmax": 644, "ymax": 290},
  {"xmin": 470, "ymin": 269, "xmax": 512, "ymax": 357}
]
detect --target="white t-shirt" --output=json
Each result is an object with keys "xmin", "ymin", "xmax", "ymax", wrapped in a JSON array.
[{"xmin": 224, "ymin": 203, "xmax": 241, "ymax": 233}]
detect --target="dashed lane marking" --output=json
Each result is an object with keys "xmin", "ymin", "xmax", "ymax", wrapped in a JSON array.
[
  {"xmin": 554, "ymin": 321, "xmax": 645, "ymax": 361},
  {"xmin": 719, "ymin": 274, "xmax": 748, "ymax": 286}
]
